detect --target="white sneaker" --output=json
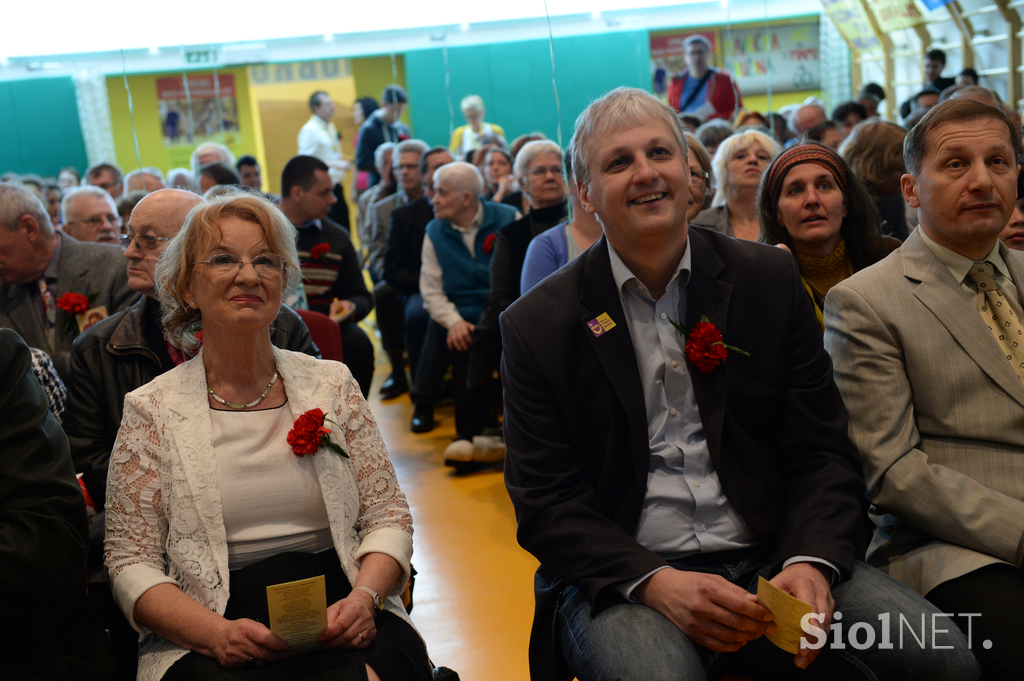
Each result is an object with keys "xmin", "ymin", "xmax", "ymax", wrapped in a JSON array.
[
  {"xmin": 471, "ymin": 435, "xmax": 506, "ymax": 463},
  {"xmin": 443, "ymin": 439, "xmax": 475, "ymax": 462}
]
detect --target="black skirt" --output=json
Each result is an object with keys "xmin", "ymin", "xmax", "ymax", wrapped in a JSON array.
[{"xmin": 163, "ymin": 550, "xmax": 431, "ymax": 681}]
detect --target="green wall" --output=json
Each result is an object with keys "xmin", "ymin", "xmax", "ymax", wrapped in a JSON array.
[
  {"xmin": 404, "ymin": 31, "xmax": 652, "ymax": 149},
  {"xmin": 0, "ymin": 76, "xmax": 88, "ymax": 178}
]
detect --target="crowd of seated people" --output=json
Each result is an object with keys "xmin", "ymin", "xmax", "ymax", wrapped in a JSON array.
[{"xmin": 6, "ymin": 59, "xmax": 1024, "ymax": 681}]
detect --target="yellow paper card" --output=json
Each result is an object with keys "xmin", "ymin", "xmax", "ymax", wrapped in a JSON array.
[
  {"xmin": 756, "ymin": 576, "xmax": 815, "ymax": 655},
  {"xmin": 266, "ymin": 574, "xmax": 328, "ymax": 655}
]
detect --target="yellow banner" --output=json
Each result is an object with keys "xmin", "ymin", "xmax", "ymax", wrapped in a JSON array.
[
  {"xmin": 866, "ymin": 0, "xmax": 926, "ymax": 32},
  {"xmin": 821, "ymin": 0, "xmax": 883, "ymax": 53}
]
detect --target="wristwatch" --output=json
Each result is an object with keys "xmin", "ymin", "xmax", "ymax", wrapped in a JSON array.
[{"xmin": 353, "ymin": 585, "xmax": 384, "ymax": 615}]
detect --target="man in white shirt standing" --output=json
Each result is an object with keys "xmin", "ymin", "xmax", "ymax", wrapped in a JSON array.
[{"xmin": 298, "ymin": 90, "xmax": 353, "ymax": 227}]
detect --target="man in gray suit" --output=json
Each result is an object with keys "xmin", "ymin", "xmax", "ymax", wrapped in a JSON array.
[
  {"xmin": 0, "ymin": 183, "xmax": 138, "ymax": 381},
  {"xmin": 825, "ymin": 98, "xmax": 1024, "ymax": 678}
]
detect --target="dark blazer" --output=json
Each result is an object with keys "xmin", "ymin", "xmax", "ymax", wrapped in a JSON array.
[
  {"xmin": 0, "ymin": 233, "xmax": 139, "ymax": 381},
  {"xmin": 500, "ymin": 228, "xmax": 864, "ymax": 680},
  {"xmin": 0, "ymin": 329, "xmax": 115, "ymax": 678},
  {"xmin": 382, "ymin": 196, "xmax": 435, "ymax": 296}
]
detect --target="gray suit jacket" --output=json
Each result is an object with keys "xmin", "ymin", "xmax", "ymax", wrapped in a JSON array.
[
  {"xmin": 824, "ymin": 227, "xmax": 1024, "ymax": 596},
  {"xmin": 0, "ymin": 233, "xmax": 139, "ymax": 381}
]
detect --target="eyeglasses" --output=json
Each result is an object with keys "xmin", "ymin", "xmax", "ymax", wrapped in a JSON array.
[
  {"xmin": 70, "ymin": 214, "xmax": 121, "ymax": 229},
  {"xmin": 120, "ymin": 233, "xmax": 173, "ymax": 252},
  {"xmin": 528, "ymin": 165, "xmax": 564, "ymax": 178},
  {"xmin": 193, "ymin": 253, "xmax": 285, "ymax": 278},
  {"xmin": 690, "ymin": 169, "xmax": 709, "ymax": 189}
]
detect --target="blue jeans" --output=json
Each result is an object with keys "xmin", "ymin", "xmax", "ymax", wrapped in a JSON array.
[{"xmin": 558, "ymin": 552, "xmax": 980, "ymax": 681}]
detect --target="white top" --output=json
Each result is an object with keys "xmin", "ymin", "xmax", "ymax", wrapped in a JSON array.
[
  {"xmin": 210, "ymin": 402, "xmax": 333, "ymax": 569},
  {"xmin": 298, "ymin": 115, "xmax": 346, "ymax": 185}
]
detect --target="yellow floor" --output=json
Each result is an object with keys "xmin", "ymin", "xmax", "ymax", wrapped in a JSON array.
[{"xmin": 365, "ymin": 368, "xmax": 539, "ymax": 680}]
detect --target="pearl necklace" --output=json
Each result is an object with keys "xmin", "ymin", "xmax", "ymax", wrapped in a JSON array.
[{"xmin": 208, "ymin": 369, "xmax": 279, "ymax": 409}]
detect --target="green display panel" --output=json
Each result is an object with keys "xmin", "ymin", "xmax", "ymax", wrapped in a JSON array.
[
  {"xmin": 0, "ymin": 76, "xmax": 88, "ymax": 178},
  {"xmin": 405, "ymin": 31, "xmax": 652, "ymax": 150}
]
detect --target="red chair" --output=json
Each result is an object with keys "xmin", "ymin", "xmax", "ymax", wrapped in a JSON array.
[{"xmin": 296, "ymin": 310, "xmax": 343, "ymax": 362}]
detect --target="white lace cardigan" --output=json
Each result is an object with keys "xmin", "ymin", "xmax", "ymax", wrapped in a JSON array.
[{"xmin": 104, "ymin": 346, "xmax": 417, "ymax": 681}]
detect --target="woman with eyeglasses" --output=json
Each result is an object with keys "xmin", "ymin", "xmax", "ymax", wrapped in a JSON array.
[
  {"xmin": 104, "ymin": 194, "xmax": 432, "ymax": 681},
  {"xmin": 683, "ymin": 132, "xmax": 714, "ymax": 224},
  {"xmin": 461, "ymin": 141, "xmax": 569, "ymax": 463}
]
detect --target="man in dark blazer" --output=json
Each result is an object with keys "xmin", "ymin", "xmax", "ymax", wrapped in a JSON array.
[
  {"xmin": 0, "ymin": 183, "xmax": 138, "ymax": 381},
  {"xmin": 381, "ymin": 146, "xmax": 454, "ymax": 406},
  {"xmin": 500, "ymin": 88, "xmax": 977, "ymax": 681}
]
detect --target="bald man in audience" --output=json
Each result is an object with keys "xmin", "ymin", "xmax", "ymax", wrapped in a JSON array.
[
  {"xmin": 411, "ymin": 162, "xmax": 518, "ymax": 462},
  {"xmin": 788, "ymin": 102, "xmax": 827, "ymax": 145},
  {"xmin": 62, "ymin": 186, "xmax": 121, "ymax": 244},
  {"xmin": 84, "ymin": 161, "xmax": 124, "ymax": 199},
  {"xmin": 0, "ymin": 183, "xmax": 136, "ymax": 381},
  {"xmin": 124, "ymin": 167, "xmax": 167, "ymax": 193},
  {"xmin": 950, "ymin": 85, "xmax": 1002, "ymax": 109}
]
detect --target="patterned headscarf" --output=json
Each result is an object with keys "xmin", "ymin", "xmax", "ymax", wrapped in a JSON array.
[{"xmin": 764, "ymin": 143, "xmax": 848, "ymax": 206}]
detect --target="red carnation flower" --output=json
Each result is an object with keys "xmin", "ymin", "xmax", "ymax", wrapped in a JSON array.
[
  {"xmin": 56, "ymin": 292, "xmax": 90, "ymax": 315},
  {"xmin": 287, "ymin": 408, "xmax": 348, "ymax": 458},
  {"xmin": 482, "ymin": 233, "xmax": 497, "ymax": 255},
  {"xmin": 686, "ymin": 321, "xmax": 730, "ymax": 373},
  {"xmin": 310, "ymin": 243, "xmax": 330, "ymax": 259}
]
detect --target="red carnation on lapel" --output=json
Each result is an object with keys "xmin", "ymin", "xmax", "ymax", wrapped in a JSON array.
[
  {"xmin": 482, "ymin": 233, "xmax": 497, "ymax": 255},
  {"xmin": 668, "ymin": 315, "xmax": 750, "ymax": 373},
  {"xmin": 686, "ymin": 321, "xmax": 730, "ymax": 373},
  {"xmin": 287, "ymin": 408, "xmax": 348, "ymax": 458},
  {"xmin": 56, "ymin": 292, "xmax": 90, "ymax": 315},
  {"xmin": 310, "ymin": 243, "xmax": 330, "ymax": 259}
]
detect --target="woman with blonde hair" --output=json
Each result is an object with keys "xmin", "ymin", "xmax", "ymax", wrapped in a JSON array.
[
  {"xmin": 695, "ymin": 129, "xmax": 781, "ymax": 240},
  {"xmin": 449, "ymin": 95, "xmax": 506, "ymax": 158},
  {"xmin": 839, "ymin": 118, "xmax": 911, "ymax": 240},
  {"xmin": 105, "ymin": 193, "xmax": 431, "ymax": 681}
]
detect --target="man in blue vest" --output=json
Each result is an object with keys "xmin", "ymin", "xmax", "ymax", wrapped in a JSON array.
[{"xmin": 411, "ymin": 162, "xmax": 518, "ymax": 466}]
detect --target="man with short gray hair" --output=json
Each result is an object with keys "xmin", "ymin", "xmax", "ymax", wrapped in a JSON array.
[
  {"xmin": 502, "ymin": 87, "xmax": 976, "ymax": 681},
  {"xmin": 0, "ymin": 183, "xmax": 137, "ymax": 380},
  {"xmin": 62, "ymin": 186, "xmax": 121, "ymax": 244},
  {"xmin": 410, "ymin": 162, "xmax": 518, "ymax": 459},
  {"xmin": 372, "ymin": 139, "xmax": 429, "ymax": 399},
  {"xmin": 124, "ymin": 167, "xmax": 166, "ymax": 193},
  {"xmin": 789, "ymin": 101, "xmax": 828, "ymax": 142}
]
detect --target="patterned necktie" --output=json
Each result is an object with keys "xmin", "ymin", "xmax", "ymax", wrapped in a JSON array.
[
  {"xmin": 966, "ymin": 261, "xmax": 1024, "ymax": 382},
  {"xmin": 37, "ymin": 277, "xmax": 56, "ymax": 349}
]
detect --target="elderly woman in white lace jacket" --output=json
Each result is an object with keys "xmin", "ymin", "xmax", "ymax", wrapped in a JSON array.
[{"xmin": 104, "ymin": 194, "xmax": 431, "ymax": 681}]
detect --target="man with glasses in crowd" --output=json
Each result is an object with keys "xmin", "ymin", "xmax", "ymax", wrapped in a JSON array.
[
  {"xmin": 84, "ymin": 161, "xmax": 125, "ymax": 200},
  {"xmin": 0, "ymin": 183, "xmax": 136, "ymax": 381},
  {"xmin": 63, "ymin": 188, "xmax": 318, "ymax": 680},
  {"xmin": 62, "ymin": 186, "xmax": 122, "ymax": 244}
]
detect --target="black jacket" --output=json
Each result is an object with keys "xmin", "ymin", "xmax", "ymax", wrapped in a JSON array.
[
  {"xmin": 501, "ymin": 229, "xmax": 864, "ymax": 680},
  {"xmin": 382, "ymin": 195, "xmax": 435, "ymax": 296},
  {"xmin": 64, "ymin": 296, "xmax": 319, "ymax": 509}
]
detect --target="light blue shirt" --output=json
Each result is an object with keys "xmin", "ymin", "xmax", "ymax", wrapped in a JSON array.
[
  {"xmin": 607, "ymin": 242, "xmax": 757, "ymax": 561},
  {"xmin": 606, "ymin": 240, "xmax": 838, "ymax": 597}
]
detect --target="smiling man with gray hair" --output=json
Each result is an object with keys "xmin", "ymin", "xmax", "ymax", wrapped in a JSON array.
[{"xmin": 409, "ymin": 162, "xmax": 518, "ymax": 465}]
